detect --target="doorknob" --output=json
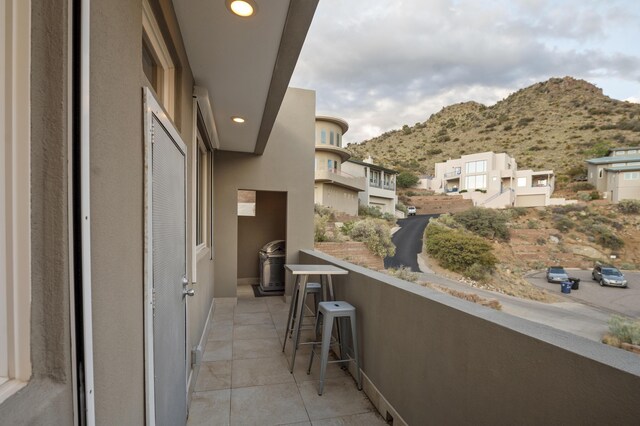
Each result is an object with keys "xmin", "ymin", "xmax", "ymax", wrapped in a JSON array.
[
  {"xmin": 184, "ymin": 288, "xmax": 195, "ymax": 297},
  {"xmin": 182, "ymin": 276, "xmax": 189, "ymax": 287}
]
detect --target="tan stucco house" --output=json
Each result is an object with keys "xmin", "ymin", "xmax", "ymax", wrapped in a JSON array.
[
  {"xmin": 342, "ymin": 157, "xmax": 398, "ymax": 215},
  {"xmin": 314, "ymin": 116, "xmax": 365, "ymax": 215},
  {"xmin": 431, "ymin": 151, "xmax": 570, "ymax": 208},
  {"xmin": 2, "ymin": 1, "xmax": 639, "ymax": 425},
  {"xmin": 586, "ymin": 147, "xmax": 640, "ymax": 202}
]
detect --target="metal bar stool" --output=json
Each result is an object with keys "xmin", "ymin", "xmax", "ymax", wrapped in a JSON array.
[
  {"xmin": 282, "ymin": 276, "xmax": 323, "ymax": 372},
  {"xmin": 307, "ymin": 301, "xmax": 362, "ymax": 395}
]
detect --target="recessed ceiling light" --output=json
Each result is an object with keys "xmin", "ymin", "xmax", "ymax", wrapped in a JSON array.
[
  {"xmin": 231, "ymin": 116, "xmax": 245, "ymax": 123},
  {"xmin": 226, "ymin": 0, "xmax": 257, "ymax": 17}
]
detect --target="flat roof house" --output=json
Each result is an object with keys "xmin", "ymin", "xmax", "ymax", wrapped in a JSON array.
[
  {"xmin": 342, "ymin": 157, "xmax": 398, "ymax": 215},
  {"xmin": 432, "ymin": 151, "xmax": 570, "ymax": 208},
  {"xmin": 2, "ymin": 1, "xmax": 639, "ymax": 425},
  {"xmin": 586, "ymin": 147, "xmax": 640, "ymax": 203},
  {"xmin": 314, "ymin": 116, "xmax": 365, "ymax": 215}
]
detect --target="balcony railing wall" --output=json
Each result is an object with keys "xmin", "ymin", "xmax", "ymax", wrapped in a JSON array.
[{"xmin": 299, "ymin": 249, "xmax": 640, "ymax": 425}]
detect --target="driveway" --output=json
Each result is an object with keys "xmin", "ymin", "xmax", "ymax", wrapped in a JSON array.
[
  {"xmin": 384, "ymin": 214, "xmax": 437, "ymax": 271},
  {"xmin": 527, "ymin": 269, "xmax": 640, "ymax": 318}
]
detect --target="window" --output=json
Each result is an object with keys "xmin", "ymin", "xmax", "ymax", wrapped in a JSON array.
[
  {"xmin": 195, "ymin": 134, "xmax": 210, "ymax": 246},
  {"xmin": 517, "ymin": 177, "xmax": 527, "ymax": 187},
  {"xmin": 337, "ymin": 133, "xmax": 341, "ymax": 147},
  {"xmin": 370, "ymin": 170, "xmax": 381, "ymax": 187},
  {"xmin": 327, "ymin": 159, "xmax": 334, "ymax": 172},
  {"xmin": 1, "ymin": 0, "xmax": 31, "ymax": 402},
  {"xmin": 465, "ymin": 175, "xmax": 487, "ymax": 190},
  {"xmin": 142, "ymin": 0, "xmax": 176, "ymax": 118},
  {"xmin": 624, "ymin": 172, "xmax": 640, "ymax": 180},
  {"xmin": 598, "ymin": 169, "xmax": 603, "ymax": 178},
  {"xmin": 320, "ymin": 130, "xmax": 326, "ymax": 144},
  {"xmin": 465, "ymin": 160, "xmax": 486, "ymax": 174},
  {"xmin": 330, "ymin": 131, "xmax": 334, "ymax": 145}
]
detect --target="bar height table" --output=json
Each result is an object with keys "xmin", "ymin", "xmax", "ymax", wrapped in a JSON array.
[{"xmin": 283, "ymin": 264, "xmax": 348, "ymax": 372}]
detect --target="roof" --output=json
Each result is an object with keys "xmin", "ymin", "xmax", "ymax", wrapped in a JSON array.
[
  {"xmin": 606, "ymin": 147, "xmax": 640, "ymax": 155},
  {"xmin": 585, "ymin": 155, "xmax": 640, "ymax": 165},
  {"xmin": 604, "ymin": 165, "xmax": 640, "ymax": 172},
  {"xmin": 315, "ymin": 116, "xmax": 349, "ymax": 134},
  {"xmin": 346, "ymin": 158, "xmax": 398, "ymax": 174}
]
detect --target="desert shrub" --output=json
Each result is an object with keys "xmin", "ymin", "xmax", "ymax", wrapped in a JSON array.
[
  {"xmin": 396, "ymin": 202, "xmax": 408, "ymax": 214},
  {"xmin": 571, "ymin": 182, "xmax": 594, "ymax": 191},
  {"xmin": 345, "ymin": 218, "xmax": 395, "ymax": 258},
  {"xmin": 314, "ymin": 203, "xmax": 335, "ymax": 219},
  {"xmin": 452, "ymin": 207, "xmax": 510, "ymax": 241},
  {"xmin": 590, "ymin": 225, "xmax": 624, "ymax": 250},
  {"xmin": 507, "ymin": 207, "xmax": 529, "ymax": 219},
  {"xmin": 465, "ymin": 263, "xmax": 492, "ymax": 282},
  {"xmin": 552, "ymin": 204, "xmax": 587, "ymax": 214},
  {"xmin": 527, "ymin": 220, "xmax": 540, "ymax": 229},
  {"xmin": 552, "ymin": 214, "xmax": 574, "ymax": 232},
  {"xmin": 536, "ymin": 237, "xmax": 546, "ymax": 245},
  {"xmin": 608, "ymin": 315, "xmax": 640, "ymax": 345},
  {"xmin": 424, "ymin": 224, "xmax": 497, "ymax": 275},
  {"xmin": 386, "ymin": 266, "xmax": 419, "ymax": 283},
  {"xmin": 618, "ymin": 199, "xmax": 640, "ymax": 214},
  {"xmin": 577, "ymin": 192, "xmax": 593, "ymax": 202},
  {"xmin": 589, "ymin": 191, "xmax": 601, "ymax": 200},
  {"xmin": 314, "ymin": 214, "xmax": 329, "ymax": 242},
  {"xmin": 397, "ymin": 171, "xmax": 420, "ymax": 188}
]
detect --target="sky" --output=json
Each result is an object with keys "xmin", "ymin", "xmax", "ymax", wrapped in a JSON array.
[{"xmin": 290, "ymin": 0, "xmax": 640, "ymax": 144}]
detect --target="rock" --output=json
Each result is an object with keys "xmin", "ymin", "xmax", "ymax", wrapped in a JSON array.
[
  {"xmin": 549, "ymin": 235, "xmax": 560, "ymax": 244},
  {"xmin": 571, "ymin": 245, "xmax": 606, "ymax": 259}
]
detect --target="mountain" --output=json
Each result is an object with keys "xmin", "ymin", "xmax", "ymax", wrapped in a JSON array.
[{"xmin": 347, "ymin": 77, "xmax": 640, "ymax": 179}]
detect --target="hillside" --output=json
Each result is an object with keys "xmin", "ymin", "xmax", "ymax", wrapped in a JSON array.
[{"xmin": 347, "ymin": 77, "xmax": 640, "ymax": 180}]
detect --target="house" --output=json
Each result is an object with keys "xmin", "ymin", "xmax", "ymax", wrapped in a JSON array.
[
  {"xmin": 2, "ymin": 1, "xmax": 639, "ymax": 424},
  {"xmin": 431, "ymin": 151, "xmax": 571, "ymax": 208},
  {"xmin": 314, "ymin": 116, "xmax": 366, "ymax": 215},
  {"xmin": 586, "ymin": 147, "xmax": 640, "ymax": 202},
  {"xmin": 342, "ymin": 157, "xmax": 398, "ymax": 215}
]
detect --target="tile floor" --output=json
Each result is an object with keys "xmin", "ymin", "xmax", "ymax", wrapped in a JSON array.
[{"xmin": 187, "ymin": 286, "xmax": 387, "ymax": 426}]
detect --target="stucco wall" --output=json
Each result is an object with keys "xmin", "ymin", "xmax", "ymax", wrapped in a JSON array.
[
  {"xmin": 0, "ymin": 0, "xmax": 75, "ymax": 423},
  {"xmin": 214, "ymin": 88, "xmax": 316, "ymax": 297},
  {"xmin": 300, "ymin": 250, "xmax": 640, "ymax": 425},
  {"xmin": 317, "ymin": 183, "xmax": 359, "ymax": 216}
]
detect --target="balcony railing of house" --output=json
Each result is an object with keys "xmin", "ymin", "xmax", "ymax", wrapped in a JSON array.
[
  {"xmin": 299, "ymin": 249, "xmax": 640, "ymax": 425},
  {"xmin": 382, "ymin": 182, "xmax": 395, "ymax": 191},
  {"xmin": 369, "ymin": 179, "xmax": 381, "ymax": 188},
  {"xmin": 444, "ymin": 170, "xmax": 461, "ymax": 178}
]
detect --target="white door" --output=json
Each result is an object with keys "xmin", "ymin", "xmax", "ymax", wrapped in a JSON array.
[{"xmin": 144, "ymin": 89, "xmax": 189, "ymax": 425}]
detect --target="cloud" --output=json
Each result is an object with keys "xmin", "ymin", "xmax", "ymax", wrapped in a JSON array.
[{"xmin": 291, "ymin": 0, "xmax": 640, "ymax": 143}]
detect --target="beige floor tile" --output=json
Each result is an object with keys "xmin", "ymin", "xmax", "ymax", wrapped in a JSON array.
[
  {"xmin": 231, "ymin": 356, "xmax": 294, "ymax": 388},
  {"xmin": 236, "ymin": 285, "xmax": 255, "ymax": 298},
  {"xmin": 282, "ymin": 422, "xmax": 312, "ymax": 426},
  {"xmin": 233, "ymin": 311, "xmax": 273, "ymax": 325},
  {"xmin": 208, "ymin": 324, "xmax": 233, "ymax": 341},
  {"xmin": 195, "ymin": 360, "xmax": 232, "ymax": 392},
  {"xmin": 233, "ymin": 338, "xmax": 283, "ymax": 360},
  {"xmin": 291, "ymin": 351, "xmax": 349, "ymax": 384},
  {"xmin": 188, "ymin": 389, "xmax": 231, "ymax": 426},
  {"xmin": 203, "ymin": 340, "xmax": 233, "ymax": 362},
  {"xmin": 235, "ymin": 299, "xmax": 269, "ymax": 314},
  {"xmin": 298, "ymin": 376, "xmax": 372, "ymax": 421},
  {"xmin": 311, "ymin": 411, "xmax": 387, "ymax": 426},
  {"xmin": 230, "ymin": 383, "xmax": 309, "ymax": 426},
  {"xmin": 213, "ymin": 311, "xmax": 235, "ymax": 322},
  {"xmin": 233, "ymin": 323, "xmax": 278, "ymax": 340}
]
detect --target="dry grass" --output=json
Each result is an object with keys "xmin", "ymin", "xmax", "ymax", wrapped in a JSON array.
[{"xmin": 432, "ymin": 285, "xmax": 502, "ymax": 310}]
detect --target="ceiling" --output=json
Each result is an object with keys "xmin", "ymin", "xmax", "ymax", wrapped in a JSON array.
[{"xmin": 173, "ymin": 0, "xmax": 317, "ymax": 154}]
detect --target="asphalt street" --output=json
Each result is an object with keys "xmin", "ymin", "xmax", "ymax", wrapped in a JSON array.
[{"xmin": 384, "ymin": 214, "xmax": 436, "ymax": 271}]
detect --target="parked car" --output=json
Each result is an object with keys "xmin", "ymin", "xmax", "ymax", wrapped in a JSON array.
[
  {"xmin": 592, "ymin": 265, "xmax": 628, "ymax": 288},
  {"xmin": 546, "ymin": 266, "xmax": 569, "ymax": 283},
  {"xmin": 407, "ymin": 206, "xmax": 416, "ymax": 216}
]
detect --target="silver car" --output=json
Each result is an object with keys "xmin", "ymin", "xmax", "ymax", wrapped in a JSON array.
[
  {"xmin": 592, "ymin": 265, "xmax": 628, "ymax": 288},
  {"xmin": 546, "ymin": 266, "xmax": 569, "ymax": 283}
]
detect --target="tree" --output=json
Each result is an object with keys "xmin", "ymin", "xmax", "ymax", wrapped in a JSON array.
[{"xmin": 396, "ymin": 171, "xmax": 419, "ymax": 188}]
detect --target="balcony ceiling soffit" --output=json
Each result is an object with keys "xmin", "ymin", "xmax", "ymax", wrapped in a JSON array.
[{"xmin": 173, "ymin": 0, "xmax": 312, "ymax": 154}]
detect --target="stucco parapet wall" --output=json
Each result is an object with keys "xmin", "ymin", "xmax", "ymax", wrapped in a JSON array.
[
  {"xmin": 298, "ymin": 249, "xmax": 640, "ymax": 424},
  {"xmin": 315, "ymin": 115, "xmax": 349, "ymax": 133},
  {"xmin": 314, "ymin": 170, "xmax": 366, "ymax": 191}
]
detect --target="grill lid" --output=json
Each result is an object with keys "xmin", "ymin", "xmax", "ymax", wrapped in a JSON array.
[{"xmin": 261, "ymin": 239, "xmax": 285, "ymax": 254}]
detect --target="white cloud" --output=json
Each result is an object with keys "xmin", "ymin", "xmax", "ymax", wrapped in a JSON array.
[{"xmin": 291, "ymin": 0, "xmax": 640, "ymax": 143}]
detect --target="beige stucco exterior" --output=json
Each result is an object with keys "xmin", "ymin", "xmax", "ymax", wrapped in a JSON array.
[
  {"xmin": 586, "ymin": 148, "xmax": 640, "ymax": 202},
  {"xmin": 342, "ymin": 159, "xmax": 398, "ymax": 215},
  {"xmin": 432, "ymin": 151, "xmax": 570, "ymax": 208},
  {"xmin": 313, "ymin": 116, "xmax": 365, "ymax": 215}
]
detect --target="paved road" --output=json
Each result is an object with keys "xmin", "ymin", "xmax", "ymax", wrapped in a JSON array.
[
  {"xmin": 384, "ymin": 214, "xmax": 436, "ymax": 271},
  {"xmin": 527, "ymin": 269, "xmax": 640, "ymax": 318}
]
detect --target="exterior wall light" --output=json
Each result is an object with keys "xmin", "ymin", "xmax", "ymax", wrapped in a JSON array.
[
  {"xmin": 226, "ymin": 0, "xmax": 257, "ymax": 17},
  {"xmin": 231, "ymin": 116, "xmax": 246, "ymax": 123}
]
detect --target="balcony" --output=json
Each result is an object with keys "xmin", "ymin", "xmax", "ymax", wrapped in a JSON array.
[
  {"xmin": 191, "ymin": 250, "xmax": 640, "ymax": 425},
  {"xmin": 315, "ymin": 169, "xmax": 366, "ymax": 192},
  {"xmin": 444, "ymin": 170, "xmax": 461, "ymax": 179}
]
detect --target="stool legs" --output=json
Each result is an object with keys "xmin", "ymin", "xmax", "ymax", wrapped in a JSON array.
[
  {"xmin": 318, "ymin": 311, "xmax": 334, "ymax": 395},
  {"xmin": 282, "ymin": 275, "xmax": 301, "ymax": 354},
  {"xmin": 349, "ymin": 314, "xmax": 362, "ymax": 391}
]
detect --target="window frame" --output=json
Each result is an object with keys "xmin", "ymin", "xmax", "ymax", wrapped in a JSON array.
[{"xmin": 1, "ymin": 0, "xmax": 32, "ymax": 403}]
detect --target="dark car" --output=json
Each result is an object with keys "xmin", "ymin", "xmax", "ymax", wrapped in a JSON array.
[
  {"xmin": 546, "ymin": 266, "xmax": 569, "ymax": 283},
  {"xmin": 592, "ymin": 265, "xmax": 628, "ymax": 288}
]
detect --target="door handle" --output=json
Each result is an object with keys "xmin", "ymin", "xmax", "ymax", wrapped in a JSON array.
[{"xmin": 183, "ymin": 288, "xmax": 195, "ymax": 297}]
